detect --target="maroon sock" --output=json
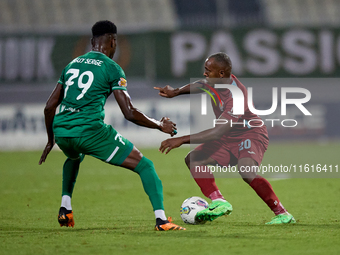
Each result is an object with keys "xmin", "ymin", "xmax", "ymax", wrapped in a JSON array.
[
  {"xmin": 208, "ymin": 190, "xmax": 224, "ymax": 200},
  {"xmin": 190, "ymin": 167, "xmax": 223, "ymax": 199},
  {"xmin": 249, "ymin": 175, "xmax": 286, "ymax": 215}
]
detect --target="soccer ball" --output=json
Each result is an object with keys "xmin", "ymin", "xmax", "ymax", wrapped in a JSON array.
[{"xmin": 180, "ymin": 196, "xmax": 209, "ymax": 224}]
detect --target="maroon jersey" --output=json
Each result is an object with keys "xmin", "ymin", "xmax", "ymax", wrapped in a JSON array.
[{"xmin": 210, "ymin": 74, "xmax": 268, "ymax": 141}]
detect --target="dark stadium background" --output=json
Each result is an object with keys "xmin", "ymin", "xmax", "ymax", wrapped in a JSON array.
[{"xmin": 1, "ymin": 0, "xmax": 339, "ymax": 151}]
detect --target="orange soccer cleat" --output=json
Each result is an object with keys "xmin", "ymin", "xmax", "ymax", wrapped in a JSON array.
[
  {"xmin": 58, "ymin": 207, "xmax": 74, "ymax": 227},
  {"xmin": 155, "ymin": 217, "xmax": 186, "ymax": 231}
]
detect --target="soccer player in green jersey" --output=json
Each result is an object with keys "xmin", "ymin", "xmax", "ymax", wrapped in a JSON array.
[{"xmin": 39, "ymin": 20, "xmax": 185, "ymax": 231}]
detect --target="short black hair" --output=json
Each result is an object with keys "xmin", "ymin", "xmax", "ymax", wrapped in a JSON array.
[
  {"xmin": 208, "ymin": 52, "xmax": 232, "ymax": 70},
  {"xmin": 92, "ymin": 20, "xmax": 117, "ymax": 37}
]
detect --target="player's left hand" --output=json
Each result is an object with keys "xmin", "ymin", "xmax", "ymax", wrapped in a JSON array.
[
  {"xmin": 159, "ymin": 137, "xmax": 183, "ymax": 154},
  {"xmin": 39, "ymin": 141, "xmax": 55, "ymax": 165}
]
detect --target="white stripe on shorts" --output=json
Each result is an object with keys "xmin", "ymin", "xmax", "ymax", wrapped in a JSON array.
[{"xmin": 106, "ymin": 146, "xmax": 119, "ymax": 163}]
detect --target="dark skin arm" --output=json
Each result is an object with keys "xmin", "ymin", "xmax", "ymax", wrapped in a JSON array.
[
  {"xmin": 159, "ymin": 116, "xmax": 232, "ymax": 154},
  {"xmin": 113, "ymin": 89, "xmax": 177, "ymax": 135},
  {"xmin": 39, "ymin": 87, "xmax": 177, "ymax": 165},
  {"xmin": 154, "ymin": 79, "xmax": 208, "ymax": 98},
  {"xmin": 39, "ymin": 83, "xmax": 64, "ymax": 165}
]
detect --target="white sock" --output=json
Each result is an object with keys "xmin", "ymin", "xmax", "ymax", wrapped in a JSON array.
[
  {"xmin": 154, "ymin": 209, "xmax": 167, "ymax": 221},
  {"xmin": 61, "ymin": 195, "xmax": 72, "ymax": 210}
]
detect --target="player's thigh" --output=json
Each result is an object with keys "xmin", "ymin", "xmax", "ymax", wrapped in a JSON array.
[
  {"xmin": 55, "ymin": 137, "xmax": 82, "ymax": 159},
  {"xmin": 188, "ymin": 140, "xmax": 236, "ymax": 168},
  {"xmin": 80, "ymin": 125, "xmax": 134, "ymax": 166},
  {"xmin": 120, "ymin": 146, "xmax": 144, "ymax": 170},
  {"xmin": 235, "ymin": 138, "xmax": 267, "ymax": 166},
  {"xmin": 233, "ymin": 138, "xmax": 267, "ymax": 182},
  {"xmin": 185, "ymin": 149, "xmax": 216, "ymax": 168}
]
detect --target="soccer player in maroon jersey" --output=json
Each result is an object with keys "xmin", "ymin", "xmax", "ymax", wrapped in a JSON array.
[{"xmin": 155, "ymin": 52, "xmax": 295, "ymax": 224}]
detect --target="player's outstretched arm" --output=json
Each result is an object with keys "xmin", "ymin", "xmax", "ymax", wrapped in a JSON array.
[
  {"xmin": 39, "ymin": 83, "xmax": 64, "ymax": 165},
  {"xmin": 154, "ymin": 79, "xmax": 207, "ymax": 98},
  {"xmin": 159, "ymin": 116, "xmax": 232, "ymax": 154},
  {"xmin": 114, "ymin": 90, "xmax": 177, "ymax": 136}
]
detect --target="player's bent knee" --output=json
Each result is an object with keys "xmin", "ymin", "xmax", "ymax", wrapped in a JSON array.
[
  {"xmin": 142, "ymin": 157, "xmax": 155, "ymax": 170},
  {"xmin": 133, "ymin": 156, "xmax": 163, "ymax": 189},
  {"xmin": 241, "ymin": 176, "xmax": 255, "ymax": 185},
  {"xmin": 133, "ymin": 156, "xmax": 155, "ymax": 175},
  {"xmin": 238, "ymin": 166, "xmax": 257, "ymax": 184},
  {"xmin": 66, "ymin": 153, "xmax": 84, "ymax": 162}
]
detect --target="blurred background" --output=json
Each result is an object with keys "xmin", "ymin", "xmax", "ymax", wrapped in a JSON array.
[{"xmin": 0, "ymin": 0, "xmax": 339, "ymax": 150}]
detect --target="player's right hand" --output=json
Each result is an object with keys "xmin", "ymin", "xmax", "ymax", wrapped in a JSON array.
[
  {"xmin": 154, "ymin": 85, "xmax": 177, "ymax": 98},
  {"xmin": 159, "ymin": 117, "xmax": 177, "ymax": 137}
]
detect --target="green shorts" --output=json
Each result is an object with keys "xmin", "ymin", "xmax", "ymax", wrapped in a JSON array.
[{"xmin": 55, "ymin": 125, "xmax": 134, "ymax": 166}]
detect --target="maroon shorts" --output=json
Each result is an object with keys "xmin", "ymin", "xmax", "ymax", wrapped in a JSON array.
[{"xmin": 194, "ymin": 134, "xmax": 269, "ymax": 167}]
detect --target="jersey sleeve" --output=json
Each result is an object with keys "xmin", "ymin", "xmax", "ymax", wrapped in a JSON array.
[
  {"xmin": 58, "ymin": 68, "xmax": 66, "ymax": 86},
  {"xmin": 220, "ymin": 96, "xmax": 241, "ymax": 122},
  {"xmin": 109, "ymin": 63, "xmax": 127, "ymax": 92}
]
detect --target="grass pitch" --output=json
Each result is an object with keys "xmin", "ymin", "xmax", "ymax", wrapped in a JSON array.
[{"xmin": 0, "ymin": 142, "xmax": 339, "ymax": 255}]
